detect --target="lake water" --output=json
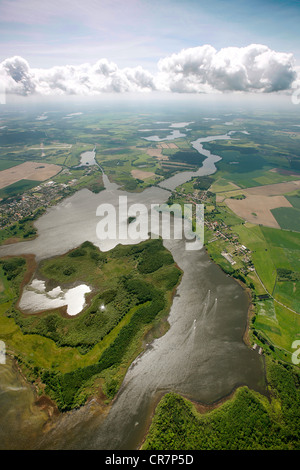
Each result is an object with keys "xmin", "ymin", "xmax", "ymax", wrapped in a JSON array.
[
  {"xmin": 0, "ymin": 126, "xmax": 266, "ymax": 450},
  {"xmin": 0, "ymin": 358, "xmax": 49, "ymax": 450},
  {"xmin": 142, "ymin": 129, "xmax": 187, "ymax": 141},
  {"xmin": 159, "ymin": 132, "xmax": 236, "ymax": 191},
  {"xmin": 76, "ymin": 146, "xmax": 97, "ymax": 167}
]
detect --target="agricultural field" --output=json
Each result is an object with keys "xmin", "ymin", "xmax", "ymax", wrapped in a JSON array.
[
  {"xmin": 0, "ymin": 179, "xmax": 43, "ymax": 200},
  {"xmin": 225, "ymin": 194, "xmax": 291, "ymax": 228},
  {"xmin": 210, "ymin": 178, "xmax": 241, "ymax": 193},
  {"xmin": 229, "ymin": 222, "xmax": 300, "ymax": 357},
  {"xmin": 271, "ymin": 207, "xmax": 300, "ymax": 232},
  {"xmin": 0, "ymin": 161, "xmax": 61, "ymax": 190},
  {"xmin": 0, "ymin": 159, "xmax": 23, "ymax": 171},
  {"xmin": 175, "ymin": 169, "xmax": 300, "ymax": 361},
  {"xmin": 285, "ymin": 193, "xmax": 300, "ymax": 209},
  {"xmin": 216, "ymin": 180, "xmax": 300, "ymax": 229}
]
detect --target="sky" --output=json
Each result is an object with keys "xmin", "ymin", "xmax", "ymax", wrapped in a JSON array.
[{"xmin": 0, "ymin": 0, "xmax": 299, "ymax": 98}]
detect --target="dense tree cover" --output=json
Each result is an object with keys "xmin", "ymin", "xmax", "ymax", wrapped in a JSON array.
[
  {"xmin": 155, "ymin": 167, "xmax": 178, "ymax": 177},
  {"xmin": 277, "ymin": 268, "xmax": 300, "ymax": 282},
  {"xmin": 169, "ymin": 150, "xmax": 205, "ymax": 168},
  {"xmin": 0, "ymin": 257, "xmax": 26, "ymax": 281},
  {"xmin": 229, "ymin": 194, "xmax": 246, "ymax": 200},
  {"xmin": 290, "ymin": 158, "xmax": 300, "ymax": 171},
  {"xmin": 41, "ymin": 283, "xmax": 168, "ymax": 410},
  {"xmin": 124, "ymin": 179, "xmax": 138, "ymax": 191},
  {"xmin": 87, "ymin": 180, "xmax": 105, "ymax": 194},
  {"xmin": 136, "ymin": 240, "xmax": 174, "ymax": 274},
  {"xmin": 192, "ymin": 176, "xmax": 214, "ymax": 191},
  {"xmin": 143, "ymin": 360, "xmax": 300, "ymax": 450}
]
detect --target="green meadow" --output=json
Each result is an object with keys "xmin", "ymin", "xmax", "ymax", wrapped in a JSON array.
[
  {"xmin": 230, "ymin": 223, "xmax": 300, "ymax": 356},
  {"xmin": 0, "ymin": 179, "xmax": 42, "ymax": 199},
  {"xmin": 271, "ymin": 207, "xmax": 300, "ymax": 233},
  {"xmin": 0, "ymin": 159, "xmax": 23, "ymax": 171}
]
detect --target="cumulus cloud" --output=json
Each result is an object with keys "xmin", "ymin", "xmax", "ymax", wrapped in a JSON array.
[
  {"xmin": 156, "ymin": 44, "xmax": 297, "ymax": 93},
  {"xmin": 0, "ymin": 56, "xmax": 36, "ymax": 95},
  {"xmin": 0, "ymin": 44, "xmax": 298, "ymax": 97},
  {"xmin": 0, "ymin": 56, "xmax": 156, "ymax": 96}
]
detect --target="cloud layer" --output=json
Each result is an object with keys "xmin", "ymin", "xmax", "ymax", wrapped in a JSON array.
[{"xmin": 0, "ymin": 44, "xmax": 298, "ymax": 96}]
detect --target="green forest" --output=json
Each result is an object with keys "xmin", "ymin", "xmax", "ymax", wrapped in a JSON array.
[{"xmin": 143, "ymin": 359, "xmax": 300, "ymax": 450}]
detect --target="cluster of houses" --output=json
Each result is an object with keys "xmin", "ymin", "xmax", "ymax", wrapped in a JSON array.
[
  {"xmin": 0, "ymin": 181, "xmax": 72, "ymax": 230},
  {"xmin": 175, "ymin": 187, "xmax": 255, "ymax": 275},
  {"xmin": 252, "ymin": 343, "xmax": 263, "ymax": 355}
]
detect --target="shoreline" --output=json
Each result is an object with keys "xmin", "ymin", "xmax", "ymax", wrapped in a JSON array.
[
  {"xmin": 138, "ymin": 258, "xmax": 261, "ymax": 450},
  {"xmin": 139, "ymin": 386, "xmax": 244, "ymax": 450}
]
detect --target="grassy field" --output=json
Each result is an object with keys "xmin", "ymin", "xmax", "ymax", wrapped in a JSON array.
[
  {"xmin": 232, "ymin": 223, "xmax": 277, "ymax": 291},
  {"xmin": 210, "ymin": 178, "xmax": 241, "ymax": 193},
  {"xmin": 0, "ymin": 179, "xmax": 42, "ymax": 199},
  {"xmin": 0, "ymin": 159, "xmax": 23, "ymax": 171},
  {"xmin": 232, "ymin": 224, "xmax": 300, "ymax": 296},
  {"xmin": 227, "ymin": 222, "xmax": 300, "ymax": 359},
  {"xmin": 254, "ymin": 300, "xmax": 300, "ymax": 358},
  {"xmin": 286, "ymin": 194, "xmax": 300, "ymax": 209},
  {"xmin": 271, "ymin": 207, "xmax": 300, "ymax": 232}
]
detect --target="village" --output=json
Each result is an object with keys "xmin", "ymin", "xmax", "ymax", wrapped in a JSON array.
[
  {"xmin": 0, "ymin": 162, "xmax": 102, "ymax": 232},
  {"xmin": 0, "ymin": 180, "xmax": 75, "ymax": 230},
  {"xmin": 171, "ymin": 185, "xmax": 255, "ymax": 278}
]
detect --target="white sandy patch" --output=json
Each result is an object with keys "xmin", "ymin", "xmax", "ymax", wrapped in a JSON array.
[{"xmin": 19, "ymin": 280, "xmax": 91, "ymax": 316}]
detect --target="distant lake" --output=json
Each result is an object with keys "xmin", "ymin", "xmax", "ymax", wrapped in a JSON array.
[
  {"xmin": 142, "ymin": 129, "xmax": 186, "ymax": 141},
  {"xmin": 76, "ymin": 147, "xmax": 97, "ymax": 167}
]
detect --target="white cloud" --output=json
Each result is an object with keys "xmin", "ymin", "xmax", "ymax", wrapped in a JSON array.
[
  {"xmin": 0, "ymin": 44, "xmax": 298, "ymax": 97},
  {"xmin": 0, "ymin": 56, "xmax": 36, "ymax": 95},
  {"xmin": 0, "ymin": 56, "xmax": 156, "ymax": 96},
  {"xmin": 156, "ymin": 44, "xmax": 297, "ymax": 93}
]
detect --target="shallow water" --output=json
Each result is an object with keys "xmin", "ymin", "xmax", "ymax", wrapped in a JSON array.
[{"xmin": 0, "ymin": 359, "xmax": 48, "ymax": 450}]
